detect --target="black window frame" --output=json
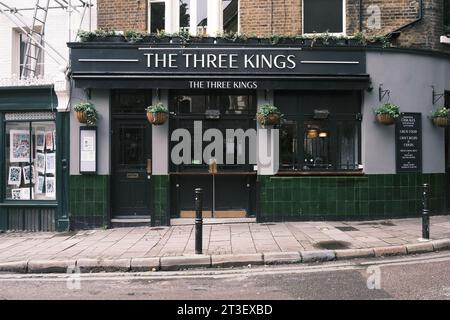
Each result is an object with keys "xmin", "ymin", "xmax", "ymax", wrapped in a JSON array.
[
  {"xmin": 276, "ymin": 90, "xmax": 362, "ymax": 172},
  {"xmin": 302, "ymin": 0, "xmax": 345, "ymax": 35}
]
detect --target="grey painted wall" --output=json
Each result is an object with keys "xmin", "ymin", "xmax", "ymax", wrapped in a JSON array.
[
  {"xmin": 363, "ymin": 51, "xmax": 450, "ymax": 174},
  {"xmin": 70, "ymin": 89, "xmax": 110, "ymax": 175}
]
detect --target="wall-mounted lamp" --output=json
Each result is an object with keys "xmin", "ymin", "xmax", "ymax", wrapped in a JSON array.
[
  {"xmin": 319, "ymin": 131, "xmax": 328, "ymax": 138},
  {"xmin": 307, "ymin": 129, "xmax": 318, "ymax": 139}
]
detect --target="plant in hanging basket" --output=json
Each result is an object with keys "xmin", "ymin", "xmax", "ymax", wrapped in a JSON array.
[
  {"xmin": 73, "ymin": 102, "xmax": 98, "ymax": 125},
  {"xmin": 256, "ymin": 104, "xmax": 284, "ymax": 128},
  {"xmin": 146, "ymin": 103, "xmax": 169, "ymax": 125},
  {"xmin": 431, "ymin": 106, "xmax": 450, "ymax": 127},
  {"xmin": 374, "ymin": 103, "xmax": 400, "ymax": 125}
]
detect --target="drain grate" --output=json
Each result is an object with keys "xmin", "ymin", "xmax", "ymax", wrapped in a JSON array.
[
  {"xmin": 335, "ymin": 226, "xmax": 359, "ymax": 232},
  {"xmin": 260, "ymin": 223, "xmax": 276, "ymax": 226},
  {"xmin": 314, "ymin": 240, "xmax": 351, "ymax": 250},
  {"xmin": 358, "ymin": 221, "xmax": 396, "ymax": 227},
  {"xmin": 151, "ymin": 227, "xmax": 166, "ymax": 231}
]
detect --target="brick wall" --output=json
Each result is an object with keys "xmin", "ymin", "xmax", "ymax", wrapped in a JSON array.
[
  {"xmin": 97, "ymin": 0, "xmax": 448, "ymax": 52},
  {"xmin": 240, "ymin": 0, "xmax": 448, "ymax": 52},
  {"xmin": 98, "ymin": 0, "xmax": 147, "ymax": 31}
]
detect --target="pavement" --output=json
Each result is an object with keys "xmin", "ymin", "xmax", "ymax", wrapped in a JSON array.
[{"xmin": 1, "ymin": 215, "xmax": 450, "ymax": 273}]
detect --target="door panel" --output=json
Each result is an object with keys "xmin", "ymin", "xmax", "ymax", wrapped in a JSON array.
[{"xmin": 112, "ymin": 119, "xmax": 152, "ymax": 217}]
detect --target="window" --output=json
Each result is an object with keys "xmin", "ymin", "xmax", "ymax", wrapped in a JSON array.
[
  {"xmin": 276, "ymin": 91, "xmax": 361, "ymax": 171},
  {"xmin": 179, "ymin": 0, "xmax": 208, "ymax": 35},
  {"xmin": 149, "ymin": 0, "xmax": 166, "ymax": 33},
  {"xmin": 223, "ymin": 0, "xmax": 238, "ymax": 33},
  {"xmin": 14, "ymin": 30, "xmax": 44, "ymax": 78},
  {"xmin": 4, "ymin": 114, "xmax": 56, "ymax": 201},
  {"xmin": 303, "ymin": 0, "xmax": 345, "ymax": 34}
]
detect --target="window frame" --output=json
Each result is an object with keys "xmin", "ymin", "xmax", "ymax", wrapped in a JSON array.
[
  {"xmin": 301, "ymin": 0, "xmax": 346, "ymax": 36},
  {"xmin": 3, "ymin": 117, "xmax": 57, "ymax": 203},
  {"xmin": 147, "ymin": 0, "xmax": 166, "ymax": 34},
  {"xmin": 12, "ymin": 28, "xmax": 45, "ymax": 78}
]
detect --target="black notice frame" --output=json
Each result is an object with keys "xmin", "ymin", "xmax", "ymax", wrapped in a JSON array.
[
  {"xmin": 395, "ymin": 112, "xmax": 422, "ymax": 173},
  {"xmin": 79, "ymin": 126, "xmax": 97, "ymax": 174}
]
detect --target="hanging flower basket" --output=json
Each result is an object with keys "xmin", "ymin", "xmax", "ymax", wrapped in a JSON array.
[
  {"xmin": 374, "ymin": 103, "xmax": 400, "ymax": 126},
  {"xmin": 431, "ymin": 107, "xmax": 450, "ymax": 127},
  {"xmin": 432, "ymin": 117, "xmax": 450, "ymax": 127},
  {"xmin": 73, "ymin": 102, "xmax": 98, "ymax": 125},
  {"xmin": 375, "ymin": 113, "xmax": 396, "ymax": 125},
  {"xmin": 146, "ymin": 103, "xmax": 169, "ymax": 125},
  {"xmin": 256, "ymin": 104, "xmax": 284, "ymax": 127},
  {"xmin": 76, "ymin": 111, "xmax": 88, "ymax": 124}
]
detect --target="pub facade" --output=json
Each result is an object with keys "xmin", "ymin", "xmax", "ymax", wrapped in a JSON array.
[{"xmin": 1, "ymin": 0, "xmax": 450, "ymax": 231}]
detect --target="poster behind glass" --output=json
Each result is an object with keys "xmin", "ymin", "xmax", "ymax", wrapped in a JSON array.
[{"xmin": 5, "ymin": 122, "xmax": 56, "ymax": 200}]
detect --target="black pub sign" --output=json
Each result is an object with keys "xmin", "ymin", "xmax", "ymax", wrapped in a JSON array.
[{"xmin": 395, "ymin": 112, "xmax": 422, "ymax": 173}]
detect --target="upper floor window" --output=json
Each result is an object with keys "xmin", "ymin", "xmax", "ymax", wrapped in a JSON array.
[
  {"xmin": 149, "ymin": 0, "xmax": 166, "ymax": 33},
  {"xmin": 303, "ymin": 0, "xmax": 345, "ymax": 35},
  {"xmin": 14, "ymin": 30, "xmax": 44, "ymax": 78},
  {"xmin": 149, "ymin": 0, "xmax": 238, "ymax": 35}
]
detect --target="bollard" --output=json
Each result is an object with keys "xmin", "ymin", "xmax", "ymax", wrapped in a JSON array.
[
  {"xmin": 422, "ymin": 183, "xmax": 430, "ymax": 240},
  {"xmin": 195, "ymin": 188, "xmax": 203, "ymax": 254}
]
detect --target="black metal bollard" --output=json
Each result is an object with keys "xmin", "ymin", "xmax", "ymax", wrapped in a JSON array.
[
  {"xmin": 422, "ymin": 183, "xmax": 430, "ymax": 240},
  {"xmin": 195, "ymin": 188, "xmax": 203, "ymax": 254}
]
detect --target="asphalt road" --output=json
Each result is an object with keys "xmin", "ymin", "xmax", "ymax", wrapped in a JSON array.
[{"xmin": 1, "ymin": 252, "xmax": 450, "ymax": 300}]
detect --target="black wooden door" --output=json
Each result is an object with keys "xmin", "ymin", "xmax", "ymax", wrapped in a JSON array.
[{"xmin": 112, "ymin": 118, "xmax": 152, "ymax": 217}]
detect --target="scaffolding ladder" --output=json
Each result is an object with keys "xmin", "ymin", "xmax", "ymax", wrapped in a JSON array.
[{"xmin": 20, "ymin": 0, "xmax": 50, "ymax": 79}]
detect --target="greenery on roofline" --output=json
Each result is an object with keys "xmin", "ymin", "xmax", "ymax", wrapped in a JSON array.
[{"xmin": 76, "ymin": 29, "xmax": 392, "ymax": 48}]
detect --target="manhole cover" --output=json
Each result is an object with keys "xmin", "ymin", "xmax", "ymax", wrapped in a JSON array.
[
  {"xmin": 314, "ymin": 240, "xmax": 351, "ymax": 250},
  {"xmin": 335, "ymin": 226, "xmax": 359, "ymax": 232}
]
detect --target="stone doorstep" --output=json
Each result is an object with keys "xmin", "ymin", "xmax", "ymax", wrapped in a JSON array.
[
  {"xmin": 28, "ymin": 260, "xmax": 76, "ymax": 273},
  {"xmin": 211, "ymin": 253, "xmax": 264, "ymax": 268},
  {"xmin": 160, "ymin": 255, "xmax": 211, "ymax": 271},
  {"xmin": 76, "ymin": 258, "xmax": 131, "ymax": 272},
  {"xmin": 263, "ymin": 252, "xmax": 302, "ymax": 264}
]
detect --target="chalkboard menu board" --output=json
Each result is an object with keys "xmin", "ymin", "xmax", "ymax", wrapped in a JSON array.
[{"xmin": 396, "ymin": 113, "xmax": 422, "ymax": 173}]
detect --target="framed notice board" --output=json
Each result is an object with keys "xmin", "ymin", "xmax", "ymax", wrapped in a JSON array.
[
  {"xmin": 395, "ymin": 112, "xmax": 422, "ymax": 173},
  {"xmin": 79, "ymin": 126, "xmax": 97, "ymax": 174}
]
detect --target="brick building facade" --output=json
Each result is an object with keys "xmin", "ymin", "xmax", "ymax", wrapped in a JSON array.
[{"xmin": 97, "ymin": 0, "xmax": 449, "ymax": 53}]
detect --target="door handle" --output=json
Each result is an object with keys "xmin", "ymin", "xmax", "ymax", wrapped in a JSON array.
[{"xmin": 147, "ymin": 159, "xmax": 152, "ymax": 174}]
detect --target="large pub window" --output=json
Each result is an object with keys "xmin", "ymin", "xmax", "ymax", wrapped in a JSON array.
[
  {"xmin": 276, "ymin": 91, "xmax": 361, "ymax": 172},
  {"xmin": 303, "ymin": 0, "xmax": 345, "ymax": 34},
  {"xmin": 3, "ymin": 112, "xmax": 57, "ymax": 201}
]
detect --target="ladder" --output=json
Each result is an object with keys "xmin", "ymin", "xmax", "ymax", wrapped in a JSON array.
[{"xmin": 20, "ymin": 0, "xmax": 50, "ymax": 79}]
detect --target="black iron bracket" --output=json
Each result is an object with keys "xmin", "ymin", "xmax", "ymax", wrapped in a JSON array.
[
  {"xmin": 431, "ymin": 85, "xmax": 445, "ymax": 105},
  {"xmin": 378, "ymin": 84, "xmax": 390, "ymax": 102}
]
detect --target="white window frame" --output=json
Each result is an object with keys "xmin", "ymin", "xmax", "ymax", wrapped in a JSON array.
[
  {"xmin": 147, "ymin": 0, "xmax": 239, "ymax": 36},
  {"xmin": 12, "ymin": 28, "xmax": 44, "ymax": 78},
  {"xmin": 302, "ymin": 0, "xmax": 346, "ymax": 36}
]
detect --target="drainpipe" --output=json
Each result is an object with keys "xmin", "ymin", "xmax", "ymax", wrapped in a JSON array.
[{"xmin": 387, "ymin": 0, "xmax": 423, "ymax": 38}]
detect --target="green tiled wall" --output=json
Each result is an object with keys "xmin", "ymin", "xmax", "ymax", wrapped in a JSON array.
[
  {"xmin": 258, "ymin": 174, "xmax": 447, "ymax": 221},
  {"xmin": 70, "ymin": 175, "xmax": 108, "ymax": 228},
  {"xmin": 153, "ymin": 175, "xmax": 169, "ymax": 226}
]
